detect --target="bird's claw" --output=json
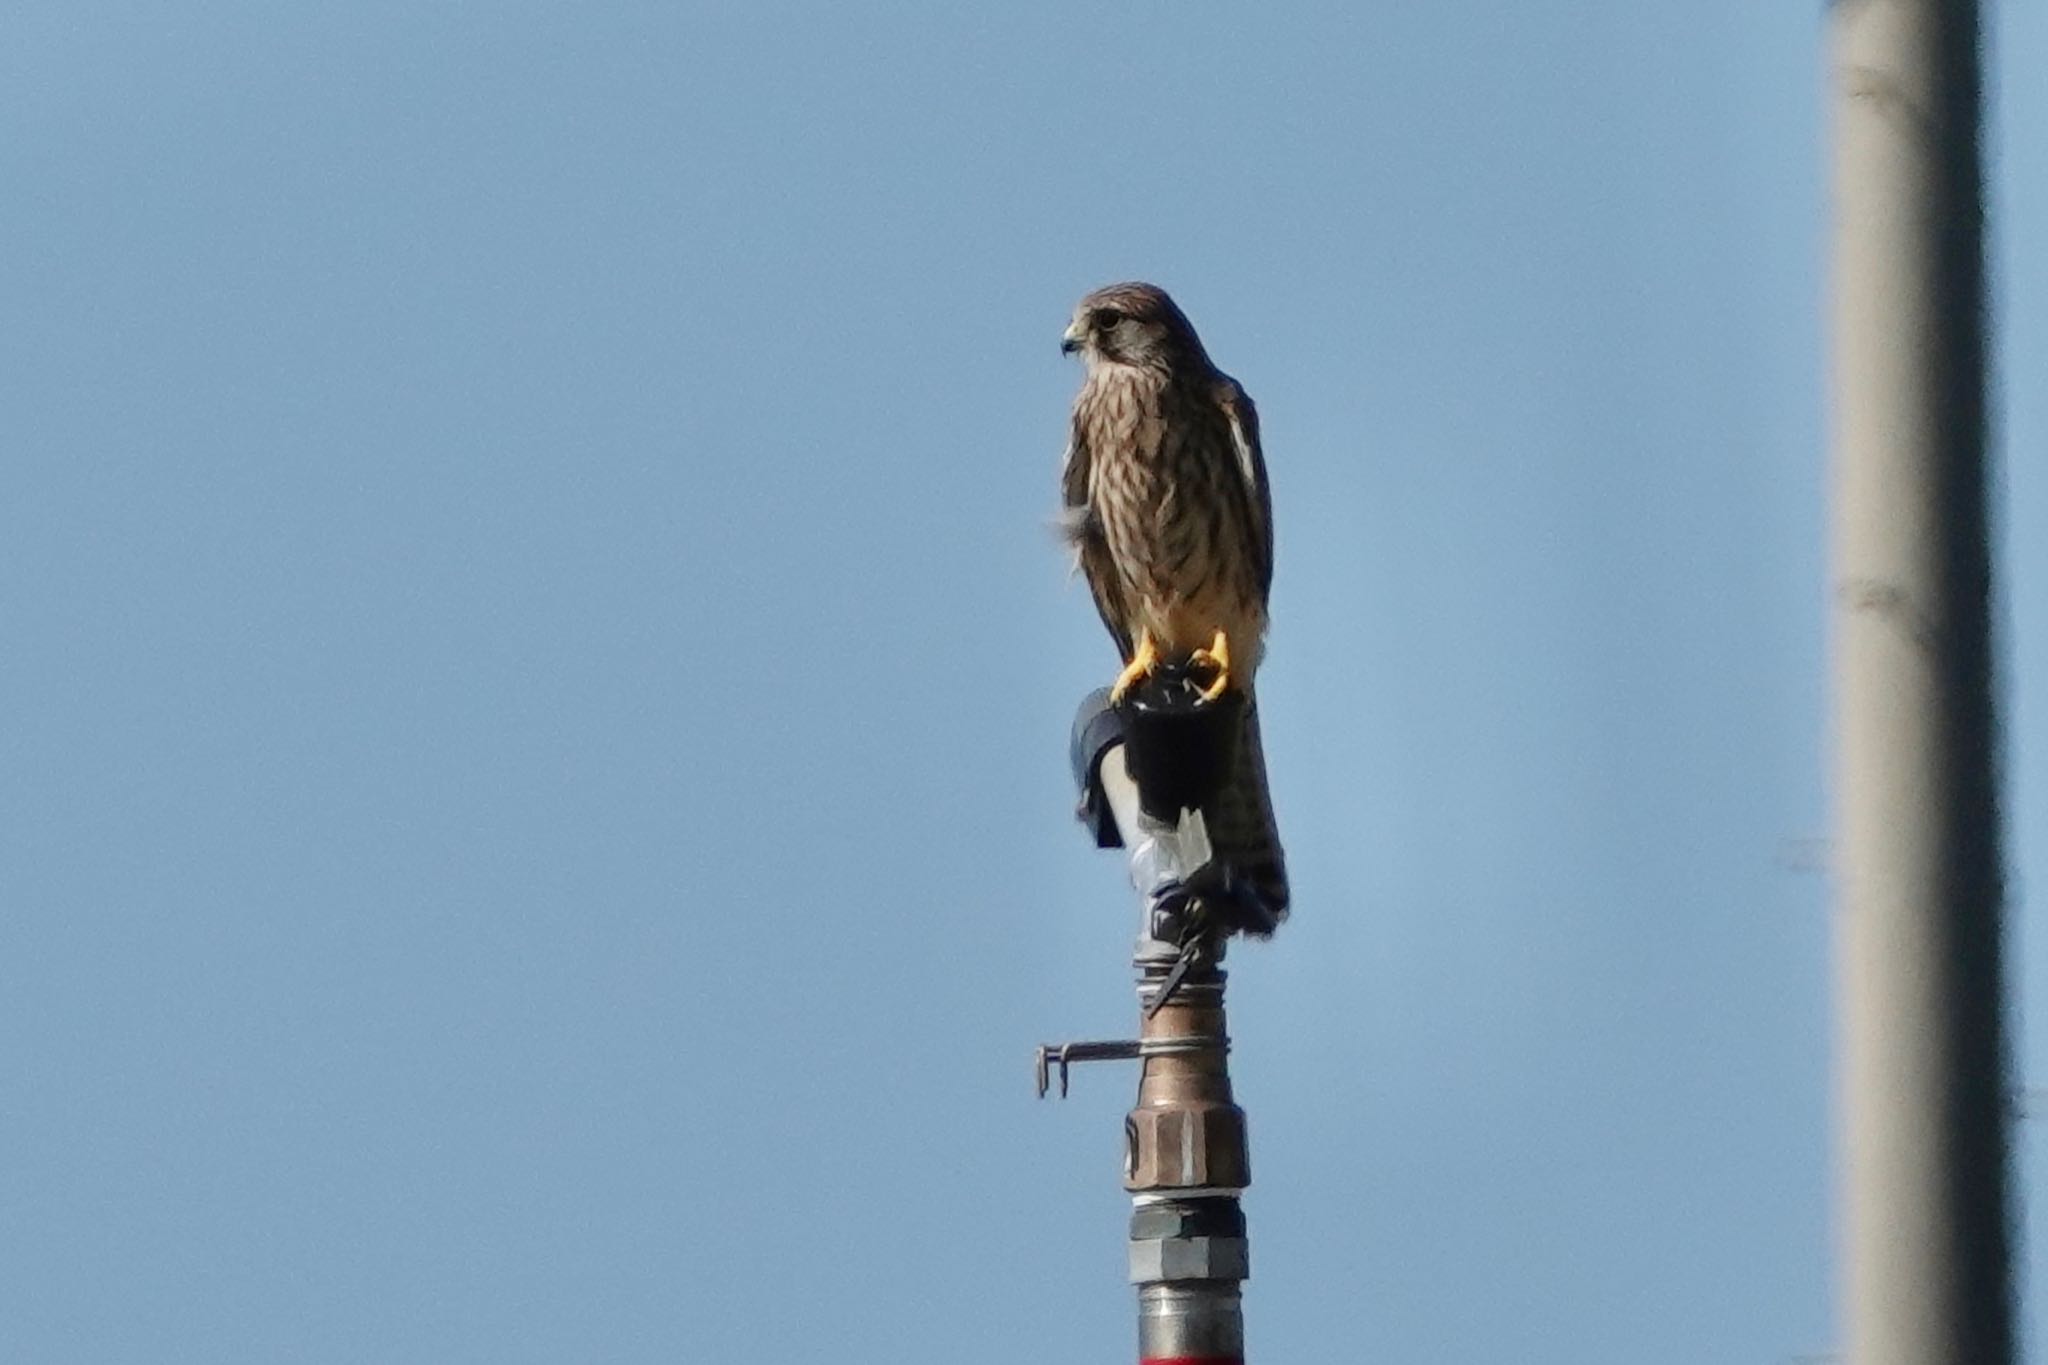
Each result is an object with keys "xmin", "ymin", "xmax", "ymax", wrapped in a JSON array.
[
  {"xmin": 1110, "ymin": 631, "xmax": 1162, "ymax": 705},
  {"xmin": 1109, "ymin": 659, "xmax": 1154, "ymax": 705},
  {"xmin": 1189, "ymin": 629, "xmax": 1232, "ymax": 703}
]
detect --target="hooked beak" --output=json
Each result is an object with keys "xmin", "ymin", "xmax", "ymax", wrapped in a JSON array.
[{"xmin": 1060, "ymin": 322, "xmax": 1082, "ymax": 356}]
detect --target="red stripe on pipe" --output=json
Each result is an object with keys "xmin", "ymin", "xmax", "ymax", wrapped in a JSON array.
[{"xmin": 1140, "ymin": 1357, "xmax": 1244, "ymax": 1365}]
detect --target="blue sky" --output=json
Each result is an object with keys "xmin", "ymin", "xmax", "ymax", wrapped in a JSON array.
[{"xmin": 2, "ymin": 3, "xmax": 2041, "ymax": 1361}]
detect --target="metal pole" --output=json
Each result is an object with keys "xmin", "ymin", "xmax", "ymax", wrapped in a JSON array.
[
  {"xmin": 1032, "ymin": 929, "xmax": 1250, "ymax": 1365},
  {"xmin": 1828, "ymin": 1, "xmax": 2011, "ymax": 1361},
  {"xmin": 1045, "ymin": 686, "xmax": 1254, "ymax": 1364},
  {"xmin": 1127, "ymin": 913, "xmax": 1248, "ymax": 1365}
]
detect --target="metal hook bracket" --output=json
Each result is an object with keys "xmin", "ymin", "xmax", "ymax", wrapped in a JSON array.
[{"xmin": 1034, "ymin": 1033, "xmax": 1230, "ymax": 1099}]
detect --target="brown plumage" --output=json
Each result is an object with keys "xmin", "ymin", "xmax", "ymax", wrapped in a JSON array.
[{"xmin": 1059, "ymin": 282, "xmax": 1288, "ymax": 933}]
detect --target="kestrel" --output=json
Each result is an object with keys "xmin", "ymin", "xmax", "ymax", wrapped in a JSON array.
[{"xmin": 1059, "ymin": 282, "xmax": 1288, "ymax": 934}]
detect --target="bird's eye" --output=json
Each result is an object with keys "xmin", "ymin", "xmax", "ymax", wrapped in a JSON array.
[{"xmin": 1094, "ymin": 308, "xmax": 1124, "ymax": 329}]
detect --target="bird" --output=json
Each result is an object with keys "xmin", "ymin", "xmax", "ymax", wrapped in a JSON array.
[{"xmin": 1058, "ymin": 282, "xmax": 1288, "ymax": 934}]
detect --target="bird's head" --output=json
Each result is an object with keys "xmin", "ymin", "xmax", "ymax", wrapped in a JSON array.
[{"xmin": 1061, "ymin": 282, "xmax": 1212, "ymax": 372}]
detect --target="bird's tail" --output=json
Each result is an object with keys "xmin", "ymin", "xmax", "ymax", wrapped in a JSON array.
[{"xmin": 1206, "ymin": 697, "xmax": 1288, "ymax": 936}]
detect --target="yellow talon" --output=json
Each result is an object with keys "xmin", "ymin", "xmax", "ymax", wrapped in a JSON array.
[
  {"xmin": 1110, "ymin": 631, "xmax": 1161, "ymax": 704},
  {"xmin": 1189, "ymin": 629, "xmax": 1232, "ymax": 702}
]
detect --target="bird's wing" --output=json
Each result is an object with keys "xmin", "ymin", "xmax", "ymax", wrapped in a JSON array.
[
  {"xmin": 1214, "ymin": 376, "xmax": 1275, "ymax": 602},
  {"xmin": 1061, "ymin": 407, "xmax": 1137, "ymax": 660}
]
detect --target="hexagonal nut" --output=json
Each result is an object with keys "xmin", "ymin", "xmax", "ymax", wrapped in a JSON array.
[
  {"xmin": 1128, "ymin": 1235, "xmax": 1251, "ymax": 1285},
  {"xmin": 1124, "ymin": 1104, "xmax": 1250, "ymax": 1190},
  {"xmin": 1129, "ymin": 1199, "xmax": 1245, "ymax": 1243}
]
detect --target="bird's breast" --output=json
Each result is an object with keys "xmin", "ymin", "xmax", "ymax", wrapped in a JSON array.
[{"xmin": 1079, "ymin": 371, "xmax": 1265, "ymax": 661}]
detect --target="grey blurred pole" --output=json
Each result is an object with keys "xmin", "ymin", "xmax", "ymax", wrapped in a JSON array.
[{"xmin": 1828, "ymin": 2, "xmax": 2011, "ymax": 1363}]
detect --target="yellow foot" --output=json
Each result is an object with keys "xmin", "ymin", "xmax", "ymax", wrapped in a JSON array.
[
  {"xmin": 1189, "ymin": 629, "xmax": 1232, "ymax": 702},
  {"xmin": 1110, "ymin": 632, "xmax": 1161, "ymax": 704}
]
